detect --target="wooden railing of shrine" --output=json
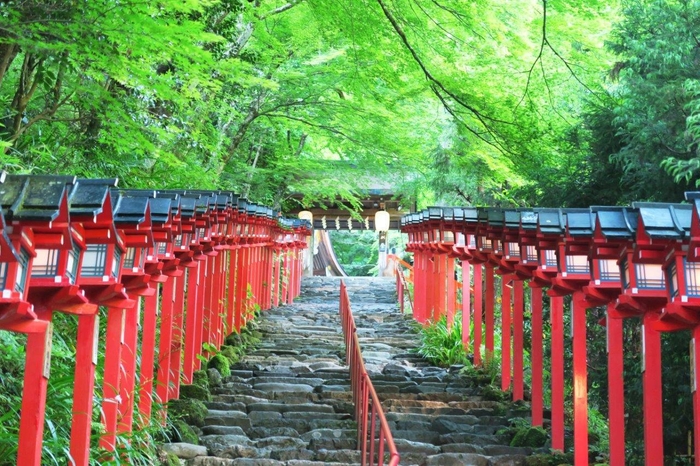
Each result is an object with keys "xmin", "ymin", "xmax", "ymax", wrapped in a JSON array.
[
  {"xmin": 388, "ymin": 254, "xmax": 413, "ymax": 314},
  {"xmin": 399, "ymin": 202, "xmax": 700, "ymax": 466},
  {"xmin": 0, "ymin": 173, "xmax": 310, "ymax": 466},
  {"xmin": 339, "ymin": 280, "xmax": 400, "ymax": 466}
]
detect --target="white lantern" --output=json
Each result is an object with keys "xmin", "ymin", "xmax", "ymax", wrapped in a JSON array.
[{"xmin": 375, "ymin": 210, "xmax": 390, "ymax": 232}]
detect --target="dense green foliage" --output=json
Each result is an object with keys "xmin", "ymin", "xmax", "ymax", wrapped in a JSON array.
[{"xmin": 3, "ymin": 0, "xmax": 700, "ymax": 463}]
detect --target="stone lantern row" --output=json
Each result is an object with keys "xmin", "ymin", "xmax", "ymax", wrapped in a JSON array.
[
  {"xmin": 0, "ymin": 173, "xmax": 310, "ymax": 466},
  {"xmin": 401, "ymin": 197, "xmax": 700, "ymax": 466}
]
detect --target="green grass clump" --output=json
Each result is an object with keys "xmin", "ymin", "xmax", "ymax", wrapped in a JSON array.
[{"xmin": 414, "ymin": 313, "xmax": 470, "ymax": 367}]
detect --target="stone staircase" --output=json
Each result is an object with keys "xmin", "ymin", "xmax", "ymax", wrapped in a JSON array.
[{"xmin": 170, "ymin": 277, "xmax": 539, "ymax": 466}]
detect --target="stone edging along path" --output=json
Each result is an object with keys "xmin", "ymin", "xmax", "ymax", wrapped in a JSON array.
[{"xmin": 162, "ymin": 276, "xmax": 558, "ymax": 466}]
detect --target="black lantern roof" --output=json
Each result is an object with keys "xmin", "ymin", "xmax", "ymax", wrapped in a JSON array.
[
  {"xmin": 537, "ymin": 208, "xmax": 564, "ymax": 235},
  {"xmin": 0, "ymin": 174, "xmax": 76, "ymax": 221},
  {"xmin": 148, "ymin": 198, "xmax": 173, "ymax": 225},
  {"xmin": 154, "ymin": 191, "xmax": 181, "ymax": 218},
  {"xmin": 486, "ymin": 208, "xmax": 504, "ymax": 227},
  {"xmin": 520, "ymin": 210, "xmax": 538, "ymax": 230},
  {"xmin": 564, "ymin": 208, "xmax": 595, "ymax": 237},
  {"xmin": 452, "ymin": 207, "xmax": 465, "ymax": 222},
  {"xmin": 463, "ymin": 207, "xmax": 478, "ymax": 223},
  {"xmin": 427, "ymin": 206, "xmax": 442, "ymax": 220},
  {"xmin": 441, "ymin": 207, "xmax": 454, "ymax": 222},
  {"xmin": 633, "ymin": 202, "xmax": 691, "ymax": 239},
  {"xmin": 504, "ymin": 209, "xmax": 520, "ymax": 229},
  {"xmin": 591, "ymin": 206, "xmax": 638, "ymax": 239},
  {"xmin": 111, "ymin": 190, "xmax": 150, "ymax": 225},
  {"xmin": 237, "ymin": 198, "xmax": 248, "ymax": 213},
  {"xmin": 68, "ymin": 178, "xmax": 118, "ymax": 216},
  {"xmin": 477, "ymin": 208, "xmax": 488, "ymax": 224}
]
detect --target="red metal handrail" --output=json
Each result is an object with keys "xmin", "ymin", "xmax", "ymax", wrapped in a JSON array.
[{"xmin": 339, "ymin": 281, "xmax": 400, "ymax": 466}]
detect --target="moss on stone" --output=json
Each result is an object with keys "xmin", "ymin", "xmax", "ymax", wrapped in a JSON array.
[
  {"xmin": 207, "ymin": 353, "xmax": 231, "ymax": 377},
  {"xmin": 178, "ymin": 383, "xmax": 211, "ymax": 401},
  {"xmin": 220, "ymin": 345, "xmax": 241, "ymax": 364},
  {"xmin": 171, "ymin": 419, "xmax": 199, "ymax": 445},
  {"xmin": 525, "ymin": 453, "xmax": 574, "ymax": 466},
  {"xmin": 168, "ymin": 398, "xmax": 208, "ymax": 427},
  {"xmin": 224, "ymin": 332, "xmax": 242, "ymax": 346},
  {"xmin": 481, "ymin": 383, "xmax": 510, "ymax": 402},
  {"xmin": 192, "ymin": 370, "xmax": 209, "ymax": 389},
  {"xmin": 510, "ymin": 426, "xmax": 548, "ymax": 447}
]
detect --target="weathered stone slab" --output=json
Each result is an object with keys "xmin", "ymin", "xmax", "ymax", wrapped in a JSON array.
[
  {"xmin": 162, "ymin": 442, "xmax": 208, "ymax": 459},
  {"xmin": 421, "ymin": 452, "xmax": 489, "ymax": 466}
]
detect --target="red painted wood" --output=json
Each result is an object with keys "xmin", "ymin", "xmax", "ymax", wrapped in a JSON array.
[
  {"xmin": 501, "ymin": 276, "xmax": 512, "ymax": 392},
  {"xmin": 183, "ymin": 264, "xmax": 200, "ymax": 383},
  {"xmin": 642, "ymin": 313, "xmax": 664, "ymax": 466},
  {"xmin": 414, "ymin": 252, "xmax": 425, "ymax": 322},
  {"xmin": 71, "ymin": 313, "xmax": 98, "ymax": 464},
  {"xmin": 551, "ymin": 295, "xmax": 565, "ymax": 452},
  {"xmin": 156, "ymin": 276, "xmax": 174, "ymax": 408},
  {"xmin": 226, "ymin": 250, "xmax": 236, "ymax": 332},
  {"xmin": 530, "ymin": 284, "xmax": 543, "ymax": 426},
  {"xmin": 572, "ymin": 291, "xmax": 589, "ymax": 466},
  {"xmin": 485, "ymin": 264, "xmax": 495, "ymax": 363},
  {"xmin": 473, "ymin": 264, "xmax": 483, "ymax": 366},
  {"xmin": 693, "ymin": 327, "xmax": 700, "ymax": 466},
  {"xmin": 265, "ymin": 248, "xmax": 273, "ymax": 309},
  {"xmin": 235, "ymin": 248, "xmax": 247, "ymax": 329},
  {"xmin": 273, "ymin": 250, "xmax": 281, "ymax": 307},
  {"xmin": 137, "ymin": 290, "xmax": 159, "ymax": 426},
  {"xmin": 118, "ymin": 300, "xmax": 139, "ymax": 434},
  {"xmin": 170, "ymin": 274, "xmax": 186, "ymax": 400},
  {"xmin": 17, "ymin": 324, "xmax": 51, "ymax": 466},
  {"xmin": 462, "ymin": 261, "xmax": 471, "ymax": 354},
  {"xmin": 99, "ymin": 308, "xmax": 124, "ymax": 451},
  {"xmin": 607, "ymin": 309, "xmax": 625, "ymax": 466},
  {"xmin": 446, "ymin": 256, "xmax": 455, "ymax": 328},
  {"xmin": 194, "ymin": 258, "xmax": 207, "ymax": 367},
  {"xmin": 513, "ymin": 280, "xmax": 524, "ymax": 401}
]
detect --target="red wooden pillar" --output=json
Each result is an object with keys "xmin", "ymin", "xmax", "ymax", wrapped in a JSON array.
[
  {"xmin": 693, "ymin": 326, "xmax": 700, "ymax": 466},
  {"xmin": 551, "ymin": 295, "xmax": 565, "ymax": 452},
  {"xmin": 607, "ymin": 308, "xmax": 625, "ymax": 466},
  {"xmin": 138, "ymin": 290, "xmax": 159, "ymax": 426},
  {"xmin": 156, "ymin": 276, "xmax": 175, "ymax": 407},
  {"xmin": 501, "ymin": 275, "xmax": 512, "ymax": 392},
  {"xmin": 436, "ymin": 254, "xmax": 445, "ymax": 322},
  {"xmin": 446, "ymin": 256, "xmax": 455, "ymax": 328},
  {"xmin": 485, "ymin": 264, "xmax": 495, "ymax": 362},
  {"xmin": 513, "ymin": 280, "xmax": 524, "ymax": 401},
  {"xmin": 227, "ymin": 250, "xmax": 237, "ymax": 331},
  {"xmin": 461, "ymin": 260, "xmax": 471, "ymax": 353},
  {"xmin": 202, "ymin": 256, "xmax": 214, "ymax": 356},
  {"xmin": 273, "ymin": 250, "xmax": 281, "ymax": 307},
  {"xmin": 70, "ymin": 313, "xmax": 99, "ymax": 464},
  {"xmin": 642, "ymin": 313, "xmax": 664, "ymax": 466},
  {"xmin": 118, "ymin": 299, "xmax": 139, "ymax": 434},
  {"xmin": 17, "ymin": 321, "xmax": 52, "ymax": 466},
  {"xmin": 413, "ymin": 251, "xmax": 424, "ymax": 322},
  {"xmin": 265, "ymin": 248, "xmax": 273, "ymax": 310},
  {"xmin": 183, "ymin": 263, "xmax": 200, "ymax": 383},
  {"xmin": 211, "ymin": 252, "xmax": 223, "ymax": 347},
  {"xmin": 239, "ymin": 247, "xmax": 251, "ymax": 322},
  {"xmin": 421, "ymin": 251, "xmax": 430, "ymax": 323},
  {"xmin": 235, "ymin": 248, "xmax": 246, "ymax": 329},
  {"xmin": 170, "ymin": 273, "xmax": 186, "ymax": 400},
  {"xmin": 100, "ymin": 308, "xmax": 124, "ymax": 451},
  {"xmin": 572, "ymin": 291, "xmax": 589, "ymax": 466},
  {"xmin": 530, "ymin": 284, "xmax": 544, "ymax": 426},
  {"xmin": 473, "ymin": 264, "xmax": 483, "ymax": 366},
  {"xmin": 195, "ymin": 257, "xmax": 207, "ymax": 366},
  {"xmin": 280, "ymin": 249, "xmax": 288, "ymax": 308}
]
